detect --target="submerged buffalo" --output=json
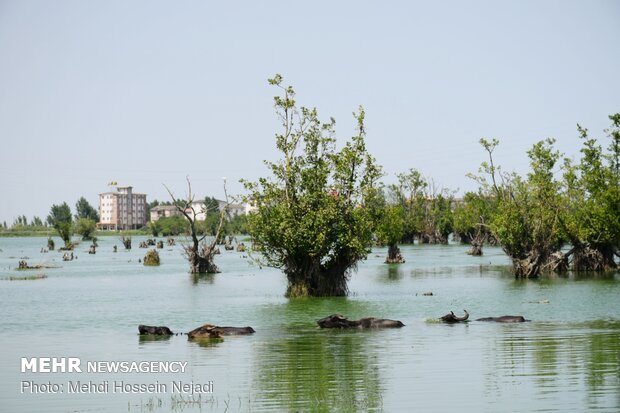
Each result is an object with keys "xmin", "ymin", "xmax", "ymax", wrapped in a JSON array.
[
  {"xmin": 317, "ymin": 314, "xmax": 404, "ymax": 329},
  {"xmin": 440, "ymin": 310, "xmax": 470, "ymax": 323},
  {"xmin": 476, "ymin": 315, "xmax": 529, "ymax": 323},
  {"xmin": 138, "ymin": 325, "xmax": 174, "ymax": 335},
  {"xmin": 188, "ymin": 323, "xmax": 256, "ymax": 339}
]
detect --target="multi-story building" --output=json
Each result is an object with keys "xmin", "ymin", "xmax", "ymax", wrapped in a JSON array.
[{"xmin": 98, "ymin": 186, "xmax": 147, "ymax": 230}]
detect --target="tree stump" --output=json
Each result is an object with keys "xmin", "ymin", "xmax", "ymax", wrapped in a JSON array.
[
  {"xmin": 385, "ymin": 244, "xmax": 405, "ymax": 264},
  {"xmin": 144, "ymin": 249, "xmax": 160, "ymax": 266},
  {"xmin": 468, "ymin": 241, "xmax": 483, "ymax": 256}
]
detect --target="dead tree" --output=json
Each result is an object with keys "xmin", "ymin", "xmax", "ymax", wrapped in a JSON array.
[
  {"xmin": 120, "ymin": 235, "xmax": 132, "ymax": 250},
  {"xmin": 165, "ymin": 177, "xmax": 229, "ymax": 274}
]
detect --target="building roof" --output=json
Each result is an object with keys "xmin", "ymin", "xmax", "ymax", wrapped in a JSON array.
[{"xmin": 150, "ymin": 205, "xmax": 179, "ymax": 212}]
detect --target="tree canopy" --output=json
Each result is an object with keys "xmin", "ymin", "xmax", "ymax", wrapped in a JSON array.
[
  {"xmin": 75, "ymin": 197, "xmax": 99, "ymax": 222},
  {"xmin": 243, "ymin": 75, "xmax": 382, "ymax": 297},
  {"xmin": 470, "ymin": 114, "xmax": 620, "ymax": 277},
  {"xmin": 47, "ymin": 202, "xmax": 73, "ymax": 246}
]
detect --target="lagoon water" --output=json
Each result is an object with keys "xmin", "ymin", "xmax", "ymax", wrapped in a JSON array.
[{"xmin": 1, "ymin": 236, "xmax": 619, "ymax": 412}]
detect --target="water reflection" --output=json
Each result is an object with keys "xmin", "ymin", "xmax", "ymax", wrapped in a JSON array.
[
  {"xmin": 187, "ymin": 337, "xmax": 224, "ymax": 349},
  {"xmin": 250, "ymin": 299, "xmax": 389, "ymax": 411},
  {"xmin": 191, "ymin": 273, "xmax": 215, "ymax": 285},
  {"xmin": 586, "ymin": 331, "xmax": 620, "ymax": 393},
  {"xmin": 493, "ymin": 322, "xmax": 620, "ymax": 412},
  {"xmin": 138, "ymin": 334, "xmax": 172, "ymax": 344},
  {"xmin": 2, "ymin": 238, "xmax": 620, "ymax": 413},
  {"xmin": 382, "ymin": 265, "xmax": 404, "ymax": 282},
  {"xmin": 254, "ymin": 328, "xmax": 383, "ymax": 412}
]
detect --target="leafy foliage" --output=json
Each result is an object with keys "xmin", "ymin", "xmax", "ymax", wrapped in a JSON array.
[
  {"xmin": 386, "ymin": 169, "xmax": 454, "ymax": 244},
  {"xmin": 473, "ymin": 116, "xmax": 620, "ymax": 277},
  {"xmin": 243, "ymin": 75, "xmax": 382, "ymax": 297},
  {"xmin": 387, "ymin": 169, "xmax": 426, "ymax": 243},
  {"xmin": 155, "ymin": 216, "xmax": 189, "ymax": 236},
  {"xmin": 47, "ymin": 202, "xmax": 73, "ymax": 246},
  {"xmin": 75, "ymin": 197, "xmax": 100, "ymax": 222},
  {"xmin": 452, "ymin": 191, "xmax": 496, "ymax": 248},
  {"xmin": 561, "ymin": 116, "xmax": 620, "ymax": 270},
  {"xmin": 488, "ymin": 139, "xmax": 565, "ymax": 277},
  {"xmin": 75, "ymin": 217, "xmax": 97, "ymax": 240},
  {"xmin": 375, "ymin": 203, "xmax": 406, "ymax": 263}
]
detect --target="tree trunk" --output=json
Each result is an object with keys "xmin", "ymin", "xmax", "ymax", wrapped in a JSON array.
[
  {"xmin": 385, "ymin": 243, "xmax": 405, "ymax": 264},
  {"xmin": 545, "ymin": 250, "xmax": 569, "ymax": 272},
  {"xmin": 572, "ymin": 244, "xmax": 617, "ymax": 271},
  {"xmin": 454, "ymin": 233, "xmax": 472, "ymax": 244},
  {"xmin": 400, "ymin": 233, "xmax": 416, "ymax": 244},
  {"xmin": 468, "ymin": 242, "xmax": 483, "ymax": 256},
  {"xmin": 467, "ymin": 232, "xmax": 484, "ymax": 256},
  {"xmin": 186, "ymin": 245, "xmax": 220, "ymax": 274},
  {"xmin": 485, "ymin": 234, "xmax": 500, "ymax": 246},
  {"xmin": 512, "ymin": 250, "xmax": 545, "ymax": 278},
  {"xmin": 419, "ymin": 232, "xmax": 448, "ymax": 245},
  {"xmin": 284, "ymin": 257, "xmax": 349, "ymax": 297}
]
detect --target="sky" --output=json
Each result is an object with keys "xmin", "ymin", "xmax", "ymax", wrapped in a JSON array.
[{"xmin": 0, "ymin": 0, "xmax": 619, "ymax": 224}]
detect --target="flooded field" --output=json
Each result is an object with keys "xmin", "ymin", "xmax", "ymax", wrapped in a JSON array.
[{"xmin": 1, "ymin": 236, "xmax": 619, "ymax": 412}]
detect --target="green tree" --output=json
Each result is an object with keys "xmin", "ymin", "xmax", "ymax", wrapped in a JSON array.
[
  {"xmin": 420, "ymin": 190, "xmax": 454, "ymax": 244},
  {"xmin": 243, "ymin": 75, "xmax": 382, "ymax": 297},
  {"xmin": 452, "ymin": 191, "xmax": 497, "ymax": 255},
  {"xmin": 157, "ymin": 216, "xmax": 189, "ymax": 236},
  {"xmin": 31, "ymin": 216, "xmax": 44, "ymax": 227},
  {"xmin": 148, "ymin": 219, "xmax": 162, "ymax": 237},
  {"xmin": 75, "ymin": 217, "xmax": 97, "ymax": 240},
  {"xmin": 47, "ymin": 203, "xmax": 73, "ymax": 247},
  {"xmin": 203, "ymin": 196, "xmax": 220, "ymax": 214},
  {"xmin": 194, "ymin": 196, "xmax": 224, "ymax": 236},
  {"xmin": 376, "ymin": 204, "xmax": 406, "ymax": 263},
  {"xmin": 13, "ymin": 216, "xmax": 27, "ymax": 227},
  {"xmin": 476, "ymin": 138, "xmax": 565, "ymax": 277},
  {"xmin": 75, "ymin": 197, "xmax": 99, "ymax": 222},
  {"xmin": 387, "ymin": 170, "xmax": 453, "ymax": 244},
  {"xmin": 389, "ymin": 169, "xmax": 427, "ymax": 243},
  {"xmin": 196, "ymin": 212, "xmax": 222, "ymax": 236},
  {"xmin": 561, "ymin": 116, "xmax": 620, "ymax": 270},
  {"xmin": 227, "ymin": 214, "xmax": 248, "ymax": 235}
]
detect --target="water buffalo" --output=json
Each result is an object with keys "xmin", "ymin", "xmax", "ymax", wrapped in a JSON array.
[
  {"xmin": 138, "ymin": 325, "xmax": 174, "ymax": 335},
  {"xmin": 317, "ymin": 314, "xmax": 404, "ymax": 329},
  {"xmin": 440, "ymin": 310, "xmax": 469, "ymax": 323},
  {"xmin": 188, "ymin": 323, "xmax": 256, "ymax": 339},
  {"xmin": 476, "ymin": 315, "xmax": 529, "ymax": 323}
]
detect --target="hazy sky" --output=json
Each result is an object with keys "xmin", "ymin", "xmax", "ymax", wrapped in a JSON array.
[{"xmin": 0, "ymin": 1, "xmax": 619, "ymax": 224}]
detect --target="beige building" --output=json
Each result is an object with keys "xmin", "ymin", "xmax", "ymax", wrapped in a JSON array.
[
  {"xmin": 182, "ymin": 200, "xmax": 246, "ymax": 221},
  {"xmin": 150, "ymin": 205, "xmax": 182, "ymax": 222},
  {"xmin": 98, "ymin": 186, "xmax": 147, "ymax": 230}
]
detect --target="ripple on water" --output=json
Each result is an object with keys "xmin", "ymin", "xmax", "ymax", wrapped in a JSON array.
[{"xmin": 0, "ymin": 238, "xmax": 619, "ymax": 412}]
